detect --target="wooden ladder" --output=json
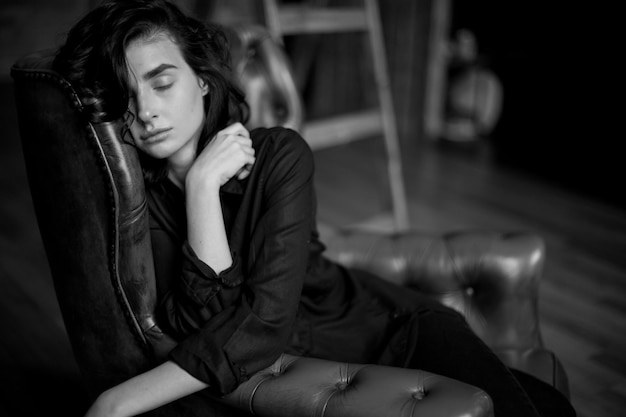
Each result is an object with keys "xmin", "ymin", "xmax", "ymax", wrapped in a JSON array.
[{"xmin": 262, "ymin": 0, "xmax": 410, "ymax": 231}]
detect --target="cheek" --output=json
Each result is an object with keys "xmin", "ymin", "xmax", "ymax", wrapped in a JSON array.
[
  {"xmin": 127, "ymin": 119, "xmax": 146, "ymax": 151},
  {"xmin": 183, "ymin": 89, "xmax": 206, "ymax": 127},
  {"xmin": 185, "ymin": 78, "xmax": 207, "ymax": 113},
  {"xmin": 193, "ymin": 95, "xmax": 205, "ymax": 118}
]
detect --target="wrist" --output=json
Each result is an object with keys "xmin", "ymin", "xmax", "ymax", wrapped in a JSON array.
[{"xmin": 185, "ymin": 170, "xmax": 221, "ymax": 196}]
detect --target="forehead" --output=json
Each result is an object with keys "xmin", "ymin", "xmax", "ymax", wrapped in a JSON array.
[{"xmin": 125, "ymin": 33, "xmax": 187, "ymax": 77}]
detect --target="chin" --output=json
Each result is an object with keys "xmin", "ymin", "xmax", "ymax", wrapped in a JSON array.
[{"xmin": 138, "ymin": 146, "xmax": 173, "ymax": 161}]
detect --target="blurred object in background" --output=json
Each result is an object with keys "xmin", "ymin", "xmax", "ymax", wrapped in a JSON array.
[
  {"xmin": 441, "ymin": 28, "xmax": 502, "ymax": 143},
  {"xmin": 231, "ymin": 24, "xmax": 304, "ymax": 131}
]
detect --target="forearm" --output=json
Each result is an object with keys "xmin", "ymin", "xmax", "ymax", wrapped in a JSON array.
[
  {"xmin": 186, "ymin": 183, "xmax": 232, "ymax": 274},
  {"xmin": 87, "ymin": 361, "xmax": 208, "ymax": 417}
]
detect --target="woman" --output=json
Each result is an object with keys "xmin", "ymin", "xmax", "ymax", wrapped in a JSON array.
[{"xmin": 54, "ymin": 1, "xmax": 575, "ymax": 416}]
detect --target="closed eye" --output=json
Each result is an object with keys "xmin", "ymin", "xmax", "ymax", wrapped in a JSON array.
[{"xmin": 154, "ymin": 83, "xmax": 173, "ymax": 92}]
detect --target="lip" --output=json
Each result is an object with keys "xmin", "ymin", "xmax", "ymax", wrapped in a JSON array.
[{"xmin": 141, "ymin": 128, "xmax": 172, "ymax": 143}]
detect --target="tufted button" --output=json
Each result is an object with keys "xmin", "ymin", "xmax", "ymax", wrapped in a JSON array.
[
  {"xmin": 465, "ymin": 287, "xmax": 475, "ymax": 296},
  {"xmin": 336, "ymin": 381, "xmax": 348, "ymax": 390},
  {"xmin": 412, "ymin": 391, "xmax": 425, "ymax": 400},
  {"xmin": 412, "ymin": 386, "xmax": 426, "ymax": 400}
]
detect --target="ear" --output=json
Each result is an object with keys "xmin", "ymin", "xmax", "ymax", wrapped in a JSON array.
[{"xmin": 199, "ymin": 78, "xmax": 208, "ymax": 96}]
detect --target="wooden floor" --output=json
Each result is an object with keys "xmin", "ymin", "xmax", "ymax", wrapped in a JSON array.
[{"xmin": 1, "ymin": 77, "xmax": 625, "ymax": 416}]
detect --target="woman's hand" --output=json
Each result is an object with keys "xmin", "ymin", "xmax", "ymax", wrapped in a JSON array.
[
  {"xmin": 185, "ymin": 122, "xmax": 255, "ymax": 193},
  {"xmin": 184, "ymin": 123, "xmax": 254, "ymax": 274}
]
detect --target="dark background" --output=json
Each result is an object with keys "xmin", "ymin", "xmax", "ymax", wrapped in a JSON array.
[{"xmin": 451, "ymin": 1, "xmax": 622, "ymax": 208}]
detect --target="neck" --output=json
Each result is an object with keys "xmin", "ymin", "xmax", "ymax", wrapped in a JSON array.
[
  {"xmin": 167, "ymin": 166, "xmax": 187, "ymax": 190},
  {"xmin": 167, "ymin": 146, "xmax": 196, "ymax": 191}
]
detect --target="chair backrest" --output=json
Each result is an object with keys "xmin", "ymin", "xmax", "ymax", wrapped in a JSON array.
[{"xmin": 11, "ymin": 50, "xmax": 177, "ymax": 397}]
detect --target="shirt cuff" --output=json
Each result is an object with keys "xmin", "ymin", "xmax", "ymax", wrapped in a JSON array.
[{"xmin": 181, "ymin": 241, "xmax": 243, "ymax": 307}]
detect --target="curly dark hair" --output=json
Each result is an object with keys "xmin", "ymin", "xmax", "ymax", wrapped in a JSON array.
[{"xmin": 54, "ymin": 0, "xmax": 249, "ymax": 183}]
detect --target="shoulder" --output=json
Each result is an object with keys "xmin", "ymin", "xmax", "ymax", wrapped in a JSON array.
[
  {"xmin": 251, "ymin": 126, "xmax": 314, "ymax": 172},
  {"xmin": 251, "ymin": 127, "xmax": 311, "ymax": 155}
]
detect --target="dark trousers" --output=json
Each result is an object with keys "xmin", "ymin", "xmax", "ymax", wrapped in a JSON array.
[
  {"xmin": 403, "ymin": 305, "xmax": 576, "ymax": 417},
  {"xmin": 352, "ymin": 271, "xmax": 576, "ymax": 417}
]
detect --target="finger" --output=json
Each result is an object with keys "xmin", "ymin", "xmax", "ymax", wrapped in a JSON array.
[
  {"xmin": 240, "ymin": 143, "xmax": 255, "ymax": 156},
  {"xmin": 236, "ymin": 162, "xmax": 254, "ymax": 180},
  {"xmin": 230, "ymin": 136, "xmax": 255, "ymax": 158},
  {"xmin": 232, "ymin": 135, "xmax": 253, "ymax": 148},
  {"xmin": 221, "ymin": 122, "xmax": 249, "ymax": 138}
]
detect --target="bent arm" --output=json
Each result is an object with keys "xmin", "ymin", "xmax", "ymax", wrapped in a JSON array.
[
  {"xmin": 185, "ymin": 122, "xmax": 255, "ymax": 274},
  {"xmin": 86, "ymin": 361, "xmax": 207, "ymax": 417},
  {"xmin": 165, "ymin": 129, "xmax": 315, "ymax": 394}
]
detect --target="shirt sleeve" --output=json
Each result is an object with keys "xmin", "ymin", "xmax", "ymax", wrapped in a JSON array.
[{"xmin": 159, "ymin": 128, "xmax": 315, "ymax": 396}]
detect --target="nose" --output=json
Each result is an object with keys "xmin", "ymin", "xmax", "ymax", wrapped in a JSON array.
[{"xmin": 135, "ymin": 90, "xmax": 158, "ymax": 124}]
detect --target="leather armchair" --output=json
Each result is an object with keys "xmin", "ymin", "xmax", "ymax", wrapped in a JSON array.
[{"xmin": 11, "ymin": 43, "xmax": 566, "ymax": 417}]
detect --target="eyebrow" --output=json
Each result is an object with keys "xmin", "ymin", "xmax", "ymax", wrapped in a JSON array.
[{"xmin": 143, "ymin": 64, "xmax": 177, "ymax": 81}]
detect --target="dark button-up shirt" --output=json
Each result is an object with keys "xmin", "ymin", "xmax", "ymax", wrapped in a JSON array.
[{"xmin": 147, "ymin": 127, "xmax": 393, "ymax": 396}]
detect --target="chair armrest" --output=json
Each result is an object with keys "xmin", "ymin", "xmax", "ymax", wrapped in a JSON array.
[
  {"xmin": 322, "ymin": 229, "xmax": 545, "ymax": 352},
  {"xmin": 222, "ymin": 354, "xmax": 493, "ymax": 417},
  {"xmin": 321, "ymin": 229, "xmax": 573, "ymax": 398}
]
